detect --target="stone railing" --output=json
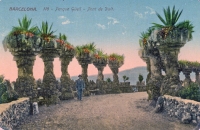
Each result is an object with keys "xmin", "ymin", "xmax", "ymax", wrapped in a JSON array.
[
  {"xmin": 0, "ymin": 98, "xmax": 30, "ymax": 130},
  {"xmin": 155, "ymin": 95, "xmax": 200, "ymax": 125}
]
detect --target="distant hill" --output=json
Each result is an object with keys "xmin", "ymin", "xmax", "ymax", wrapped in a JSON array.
[
  {"xmin": 70, "ymin": 66, "xmax": 196, "ymax": 85},
  {"xmin": 71, "ymin": 66, "xmax": 148, "ymax": 85}
]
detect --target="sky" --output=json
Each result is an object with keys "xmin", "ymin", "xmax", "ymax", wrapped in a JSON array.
[{"xmin": 0, "ymin": 0, "xmax": 200, "ymax": 81}]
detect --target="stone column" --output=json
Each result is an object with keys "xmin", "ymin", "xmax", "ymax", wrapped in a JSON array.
[
  {"xmin": 193, "ymin": 68, "xmax": 200, "ymax": 86},
  {"xmin": 146, "ymin": 48, "xmax": 163, "ymax": 101},
  {"xmin": 159, "ymin": 48, "xmax": 182, "ymax": 95},
  {"xmin": 14, "ymin": 54, "xmax": 38, "ymax": 102},
  {"xmin": 110, "ymin": 67, "xmax": 119, "ymax": 83},
  {"xmin": 59, "ymin": 56, "xmax": 74, "ymax": 100},
  {"xmin": 40, "ymin": 49, "xmax": 60, "ymax": 105},
  {"xmin": 182, "ymin": 68, "xmax": 193, "ymax": 87}
]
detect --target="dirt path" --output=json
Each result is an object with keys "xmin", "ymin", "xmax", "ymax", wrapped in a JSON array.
[{"xmin": 15, "ymin": 92, "xmax": 195, "ymax": 130}]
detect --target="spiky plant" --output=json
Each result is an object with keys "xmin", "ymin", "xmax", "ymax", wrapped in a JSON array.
[
  {"xmin": 75, "ymin": 43, "xmax": 96, "ymax": 57},
  {"xmin": 94, "ymin": 49, "xmax": 108, "ymax": 60},
  {"xmin": 9, "ymin": 15, "xmax": 38, "ymax": 37},
  {"xmin": 38, "ymin": 21, "xmax": 56, "ymax": 43},
  {"xmin": 152, "ymin": 6, "xmax": 194, "ymax": 40},
  {"xmin": 108, "ymin": 53, "xmax": 124, "ymax": 63}
]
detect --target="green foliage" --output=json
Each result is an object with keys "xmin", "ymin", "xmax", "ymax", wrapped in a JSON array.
[
  {"xmin": 178, "ymin": 60, "xmax": 200, "ymax": 68},
  {"xmin": 0, "ymin": 75, "xmax": 19, "ymax": 104},
  {"xmin": 106, "ymin": 78, "xmax": 112, "ymax": 82},
  {"xmin": 178, "ymin": 82, "xmax": 200, "ymax": 102},
  {"xmin": 152, "ymin": 6, "xmax": 183, "ymax": 28},
  {"xmin": 9, "ymin": 15, "xmax": 38, "ymax": 36},
  {"xmin": 38, "ymin": 21, "xmax": 57, "ymax": 41},
  {"xmin": 152, "ymin": 6, "xmax": 194, "ymax": 40},
  {"xmin": 58, "ymin": 33, "xmax": 67, "ymax": 41},
  {"xmin": 122, "ymin": 75, "xmax": 129, "ymax": 82},
  {"xmin": 75, "ymin": 42, "xmax": 96, "ymax": 56},
  {"xmin": 108, "ymin": 53, "xmax": 124, "ymax": 62},
  {"xmin": 138, "ymin": 74, "xmax": 144, "ymax": 83}
]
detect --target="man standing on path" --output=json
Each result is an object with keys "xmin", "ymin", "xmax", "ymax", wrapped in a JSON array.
[{"xmin": 76, "ymin": 75, "xmax": 85, "ymax": 101}]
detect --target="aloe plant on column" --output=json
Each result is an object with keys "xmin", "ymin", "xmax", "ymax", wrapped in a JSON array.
[
  {"xmin": 108, "ymin": 53, "xmax": 124, "ymax": 93},
  {"xmin": 75, "ymin": 43, "xmax": 96, "ymax": 96},
  {"xmin": 3, "ymin": 15, "xmax": 40, "ymax": 102},
  {"xmin": 138, "ymin": 30, "xmax": 163, "ymax": 101},
  {"xmin": 38, "ymin": 21, "xmax": 61, "ymax": 105},
  {"xmin": 151, "ymin": 6, "xmax": 194, "ymax": 95},
  {"xmin": 93, "ymin": 50, "xmax": 107, "ymax": 93},
  {"xmin": 57, "ymin": 33, "xmax": 75, "ymax": 100}
]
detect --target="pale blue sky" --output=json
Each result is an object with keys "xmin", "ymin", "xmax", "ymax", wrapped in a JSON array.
[{"xmin": 1, "ymin": 0, "xmax": 200, "ymax": 80}]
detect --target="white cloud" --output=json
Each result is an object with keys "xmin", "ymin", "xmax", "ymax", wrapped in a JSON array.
[
  {"xmin": 134, "ymin": 11, "xmax": 144, "ymax": 18},
  {"xmin": 122, "ymin": 31, "xmax": 126, "ymax": 35},
  {"xmin": 146, "ymin": 6, "xmax": 155, "ymax": 14},
  {"xmin": 58, "ymin": 16, "xmax": 66, "ymax": 19},
  {"xmin": 62, "ymin": 19, "xmax": 72, "ymax": 25},
  {"xmin": 107, "ymin": 17, "xmax": 119, "ymax": 25},
  {"xmin": 96, "ymin": 24, "xmax": 106, "ymax": 29}
]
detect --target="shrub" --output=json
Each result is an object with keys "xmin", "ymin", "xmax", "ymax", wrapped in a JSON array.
[
  {"xmin": 138, "ymin": 74, "xmax": 144, "ymax": 83},
  {"xmin": 178, "ymin": 82, "xmax": 200, "ymax": 102},
  {"xmin": 0, "ymin": 75, "xmax": 19, "ymax": 104}
]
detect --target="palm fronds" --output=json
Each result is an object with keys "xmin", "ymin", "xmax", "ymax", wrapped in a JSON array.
[
  {"xmin": 108, "ymin": 53, "xmax": 124, "ymax": 62},
  {"xmin": 38, "ymin": 21, "xmax": 56, "ymax": 42},
  {"xmin": 75, "ymin": 43, "xmax": 96, "ymax": 56},
  {"xmin": 152, "ymin": 6, "xmax": 183, "ymax": 28},
  {"xmin": 94, "ymin": 49, "xmax": 108, "ymax": 59},
  {"xmin": 9, "ymin": 15, "xmax": 38, "ymax": 36}
]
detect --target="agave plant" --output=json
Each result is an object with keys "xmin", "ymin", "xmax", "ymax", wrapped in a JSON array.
[
  {"xmin": 75, "ymin": 42, "xmax": 96, "ymax": 57},
  {"xmin": 56, "ymin": 33, "xmax": 74, "ymax": 50},
  {"xmin": 38, "ymin": 21, "xmax": 56, "ymax": 43},
  {"xmin": 9, "ymin": 15, "xmax": 38, "ymax": 37},
  {"xmin": 152, "ymin": 6, "xmax": 194, "ymax": 40},
  {"xmin": 108, "ymin": 53, "xmax": 124, "ymax": 63},
  {"xmin": 94, "ymin": 49, "xmax": 108, "ymax": 60}
]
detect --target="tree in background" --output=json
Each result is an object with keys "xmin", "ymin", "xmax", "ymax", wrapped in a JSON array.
[
  {"xmin": 138, "ymin": 74, "xmax": 144, "ymax": 83},
  {"xmin": 123, "ymin": 75, "xmax": 129, "ymax": 82}
]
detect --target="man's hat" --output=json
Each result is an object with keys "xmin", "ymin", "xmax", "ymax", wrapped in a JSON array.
[{"xmin": 78, "ymin": 75, "xmax": 82, "ymax": 77}]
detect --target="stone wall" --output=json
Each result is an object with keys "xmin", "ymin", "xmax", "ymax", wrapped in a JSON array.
[
  {"xmin": 0, "ymin": 98, "xmax": 30, "ymax": 130},
  {"xmin": 156, "ymin": 95, "xmax": 200, "ymax": 125}
]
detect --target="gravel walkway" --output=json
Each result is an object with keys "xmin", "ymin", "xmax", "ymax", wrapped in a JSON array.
[{"xmin": 15, "ymin": 92, "xmax": 195, "ymax": 130}]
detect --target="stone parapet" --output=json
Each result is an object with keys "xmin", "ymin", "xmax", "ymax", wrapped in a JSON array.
[
  {"xmin": 0, "ymin": 98, "xmax": 30, "ymax": 130},
  {"xmin": 155, "ymin": 95, "xmax": 200, "ymax": 125}
]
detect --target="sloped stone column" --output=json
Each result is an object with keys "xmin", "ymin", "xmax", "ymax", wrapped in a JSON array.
[
  {"xmin": 182, "ymin": 68, "xmax": 193, "ymax": 87},
  {"xmin": 59, "ymin": 55, "xmax": 74, "ymax": 100},
  {"xmin": 193, "ymin": 68, "xmax": 200, "ymax": 85},
  {"xmin": 145, "ymin": 47, "xmax": 163, "ymax": 101},
  {"xmin": 40, "ymin": 49, "xmax": 61, "ymax": 105},
  {"xmin": 159, "ymin": 48, "xmax": 182, "ymax": 95},
  {"xmin": 14, "ymin": 54, "xmax": 38, "ymax": 102}
]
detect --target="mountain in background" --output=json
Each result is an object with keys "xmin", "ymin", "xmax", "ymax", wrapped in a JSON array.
[{"xmin": 70, "ymin": 66, "xmax": 196, "ymax": 85}]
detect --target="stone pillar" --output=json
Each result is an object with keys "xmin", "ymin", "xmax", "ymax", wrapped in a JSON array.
[
  {"xmin": 96, "ymin": 66, "xmax": 104, "ymax": 81},
  {"xmin": 143, "ymin": 47, "xmax": 162, "ymax": 102},
  {"xmin": 40, "ymin": 49, "xmax": 61, "ymax": 105},
  {"xmin": 59, "ymin": 56, "xmax": 74, "ymax": 100},
  {"xmin": 182, "ymin": 68, "xmax": 192, "ymax": 87},
  {"xmin": 108, "ymin": 62, "xmax": 122, "ymax": 94},
  {"xmin": 193, "ymin": 68, "xmax": 200, "ymax": 86},
  {"xmin": 110, "ymin": 67, "xmax": 119, "ymax": 83},
  {"xmin": 14, "ymin": 54, "xmax": 38, "ymax": 102},
  {"xmin": 159, "ymin": 48, "xmax": 182, "ymax": 95}
]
